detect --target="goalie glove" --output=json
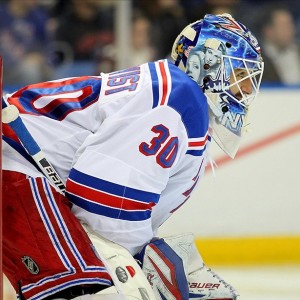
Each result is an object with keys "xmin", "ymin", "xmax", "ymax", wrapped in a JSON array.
[
  {"xmin": 135, "ymin": 233, "xmax": 240, "ymax": 300},
  {"xmin": 135, "ymin": 238, "xmax": 189, "ymax": 300},
  {"xmin": 163, "ymin": 233, "xmax": 240, "ymax": 300}
]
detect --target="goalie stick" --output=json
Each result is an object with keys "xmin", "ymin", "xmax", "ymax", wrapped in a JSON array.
[{"xmin": 1, "ymin": 99, "xmax": 66, "ymax": 194}]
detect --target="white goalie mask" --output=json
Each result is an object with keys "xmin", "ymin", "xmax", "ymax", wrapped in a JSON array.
[{"xmin": 171, "ymin": 13, "xmax": 264, "ymax": 157}]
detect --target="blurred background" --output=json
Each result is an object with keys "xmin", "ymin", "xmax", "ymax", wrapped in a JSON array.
[
  {"xmin": 1, "ymin": 0, "xmax": 300, "ymax": 89},
  {"xmin": 1, "ymin": 0, "xmax": 300, "ymax": 299}
]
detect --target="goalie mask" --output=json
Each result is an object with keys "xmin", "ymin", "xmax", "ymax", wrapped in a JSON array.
[{"xmin": 171, "ymin": 13, "xmax": 264, "ymax": 157}]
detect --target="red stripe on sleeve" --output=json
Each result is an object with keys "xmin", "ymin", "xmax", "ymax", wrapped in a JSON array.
[
  {"xmin": 188, "ymin": 134, "xmax": 209, "ymax": 147},
  {"xmin": 159, "ymin": 61, "xmax": 168, "ymax": 106},
  {"xmin": 66, "ymin": 179, "xmax": 155, "ymax": 211}
]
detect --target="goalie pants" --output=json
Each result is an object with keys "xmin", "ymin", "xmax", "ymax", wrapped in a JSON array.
[{"xmin": 2, "ymin": 171, "xmax": 112, "ymax": 300}]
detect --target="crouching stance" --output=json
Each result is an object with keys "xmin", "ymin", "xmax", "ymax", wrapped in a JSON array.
[{"xmin": 2, "ymin": 12, "xmax": 263, "ymax": 300}]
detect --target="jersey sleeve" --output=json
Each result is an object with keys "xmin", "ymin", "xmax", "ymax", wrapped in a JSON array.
[
  {"xmin": 65, "ymin": 60, "xmax": 210, "ymax": 255},
  {"xmin": 65, "ymin": 105, "xmax": 188, "ymax": 254}
]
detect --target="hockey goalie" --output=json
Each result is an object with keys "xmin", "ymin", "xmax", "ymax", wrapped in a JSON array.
[{"xmin": 2, "ymin": 13, "xmax": 263, "ymax": 300}]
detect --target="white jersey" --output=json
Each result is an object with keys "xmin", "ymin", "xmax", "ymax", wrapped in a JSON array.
[{"xmin": 3, "ymin": 59, "xmax": 210, "ymax": 254}]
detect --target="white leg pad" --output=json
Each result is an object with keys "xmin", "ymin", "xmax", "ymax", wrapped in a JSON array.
[{"xmin": 82, "ymin": 224, "xmax": 156, "ymax": 300}]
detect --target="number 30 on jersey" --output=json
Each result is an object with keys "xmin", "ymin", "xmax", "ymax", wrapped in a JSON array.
[{"xmin": 139, "ymin": 124, "xmax": 178, "ymax": 168}]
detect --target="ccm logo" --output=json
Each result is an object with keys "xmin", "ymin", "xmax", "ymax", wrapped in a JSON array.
[{"xmin": 189, "ymin": 283, "xmax": 220, "ymax": 289}]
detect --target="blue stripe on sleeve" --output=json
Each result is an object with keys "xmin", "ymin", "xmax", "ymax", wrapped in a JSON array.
[
  {"xmin": 66, "ymin": 168, "xmax": 159, "ymax": 221},
  {"xmin": 68, "ymin": 168, "xmax": 160, "ymax": 204},
  {"xmin": 66, "ymin": 193, "xmax": 152, "ymax": 221}
]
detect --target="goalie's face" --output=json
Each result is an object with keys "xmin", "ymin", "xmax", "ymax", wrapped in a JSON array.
[
  {"xmin": 221, "ymin": 55, "xmax": 264, "ymax": 107},
  {"xmin": 229, "ymin": 68, "xmax": 253, "ymax": 101}
]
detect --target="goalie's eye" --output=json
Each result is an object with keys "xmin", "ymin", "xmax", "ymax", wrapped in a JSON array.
[
  {"xmin": 235, "ymin": 69, "xmax": 247, "ymax": 79},
  {"xmin": 230, "ymin": 69, "xmax": 249, "ymax": 86},
  {"xmin": 229, "ymin": 68, "xmax": 253, "ymax": 100}
]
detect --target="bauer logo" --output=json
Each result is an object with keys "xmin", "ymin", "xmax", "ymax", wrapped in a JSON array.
[
  {"xmin": 22, "ymin": 256, "xmax": 39, "ymax": 274},
  {"xmin": 189, "ymin": 282, "xmax": 220, "ymax": 289}
]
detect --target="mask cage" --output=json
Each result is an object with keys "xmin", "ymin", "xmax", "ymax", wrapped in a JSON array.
[{"xmin": 221, "ymin": 55, "xmax": 264, "ymax": 107}]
